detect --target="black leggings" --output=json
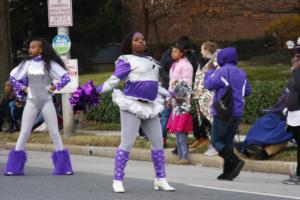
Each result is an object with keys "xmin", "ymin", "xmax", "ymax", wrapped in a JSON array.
[
  {"xmin": 288, "ymin": 126, "xmax": 300, "ymax": 176},
  {"xmin": 192, "ymin": 114, "xmax": 210, "ymax": 140}
]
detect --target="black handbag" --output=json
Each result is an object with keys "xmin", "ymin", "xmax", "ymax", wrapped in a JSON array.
[{"xmin": 214, "ymin": 68, "xmax": 233, "ymax": 121}]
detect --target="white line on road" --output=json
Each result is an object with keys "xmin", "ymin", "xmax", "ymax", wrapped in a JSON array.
[{"xmin": 187, "ymin": 184, "xmax": 300, "ymax": 200}]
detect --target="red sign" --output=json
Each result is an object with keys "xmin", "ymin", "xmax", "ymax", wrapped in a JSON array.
[{"xmin": 48, "ymin": 0, "xmax": 73, "ymax": 27}]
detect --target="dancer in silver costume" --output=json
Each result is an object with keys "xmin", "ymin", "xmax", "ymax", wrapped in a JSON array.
[{"xmin": 3, "ymin": 38, "xmax": 73, "ymax": 176}]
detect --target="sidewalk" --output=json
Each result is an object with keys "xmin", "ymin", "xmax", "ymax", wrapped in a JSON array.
[{"xmin": 0, "ymin": 139, "xmax": 296, "ymax": 176}]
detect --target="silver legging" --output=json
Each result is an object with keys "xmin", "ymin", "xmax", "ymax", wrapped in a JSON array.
[
  {"xmin": 119, "ymin": 109, "xmax": 163, "ymax": 151},
  {"xmin": 15, "ymin": 99, "xmax": 63, "ymax": 151}
]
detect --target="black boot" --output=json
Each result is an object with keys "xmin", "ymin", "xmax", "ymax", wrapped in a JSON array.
[
  {"xmin": 217, "ymin": 149, "xmax": 231, "ymax": 180},
  {"xmin": 217, "ymin": 159, "xmax": 231, "ymax": 180},
  {"xmin": 218, "ymin": 148, "xmax": 245, "ymax": 181},
  {"xmin": 227, "ymin": 149, "xmax": 245, "ymax": 180}
]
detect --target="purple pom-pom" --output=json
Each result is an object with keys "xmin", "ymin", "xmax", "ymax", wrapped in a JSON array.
[{"xmin": 70, "ymin": 80, "xmax": 100, "ymax": 112}]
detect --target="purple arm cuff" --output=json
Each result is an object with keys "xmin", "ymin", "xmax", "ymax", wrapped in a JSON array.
[
  {"xmin": 9, "ymin": 76, "xmax": 27, "ymax": 101},
  {"xmin": 55, "ymin": 73, "xmax": 71, "ymax": 91},
  {"xmin": 96, "ymin": 84, "xmax": 104, "ymax": 93},
  {"xmin": 9, "ymin": 76, "xmax": 25, "ymax": 93},
  {"xmin": 113, "ymin": 59, "xmax": 131, "ymax": 80},
  {"xmin": 169, "ymin": 91, "xmax": 175, "ymax": 97}
]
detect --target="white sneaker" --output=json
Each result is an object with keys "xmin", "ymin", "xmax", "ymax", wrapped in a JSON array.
[
  {"xmin": 204, "ymin": 144, "xmax": 218, "ymax": 156},
  {"xmin": 112, "ymin": 180, "xmax": 125, "ymax": 193},
  {"xmin": 154, "ymin": 178, "xmax": 175, "ymax": 191}
]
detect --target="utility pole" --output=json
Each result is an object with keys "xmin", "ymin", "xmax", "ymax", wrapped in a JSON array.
[
  {"xmin": 48, "ymin": 0, "xmax": 74, "ymax": 136},
  {"xmin": 0, "ymin": 0, "xmax": 11, "ymax": 87},
  {"xmin": 58, "ymin": 27, "xmax": 74, "ymax": 137}
]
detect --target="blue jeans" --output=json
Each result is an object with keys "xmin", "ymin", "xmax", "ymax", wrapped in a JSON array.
[
  {"xmin": 176, "ymin": 132, "xmax": 189, "ymax": 160},
  {"xmin": 160, "ymin": 107, "xmax": 171, "ymax": 139},
  {"xmin": 8, "ymin": 101, "xmax": 15, "ymax": 119},
  {"xmin": 211, "ymin": 116, "xmax": 241, "ymax": 152}
]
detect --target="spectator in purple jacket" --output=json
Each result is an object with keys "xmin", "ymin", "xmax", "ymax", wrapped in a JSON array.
[{"xmin": 204, "ymin": 47, "xmax": 252, "ymax": 181}]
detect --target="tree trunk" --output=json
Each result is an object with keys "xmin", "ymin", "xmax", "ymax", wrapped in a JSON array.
[
  {"xmin": 142, "ymin": 0, "xmax": 149, "ymax": 40},
  {"xmin": 0, "ymin": 0, "xmax": 11, "ymax": 87}
]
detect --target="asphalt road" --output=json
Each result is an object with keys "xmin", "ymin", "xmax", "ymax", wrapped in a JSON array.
[{"xmin": 0, "ymin": 150, "xmax": 299, "ymax": 200}]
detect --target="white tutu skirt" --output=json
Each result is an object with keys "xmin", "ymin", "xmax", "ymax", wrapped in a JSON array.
[{"xmin": 112, "ymin": 89, "xmax": 163, "ymax": 119}]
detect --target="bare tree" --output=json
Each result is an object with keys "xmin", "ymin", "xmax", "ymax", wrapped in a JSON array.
[
  {"xmin": 0, "ymin": 0, "xmax": 11, "ymax": 87},
  {"xmin": 142, "ymin": 0, "xmax": 176, "ymax": 43}
]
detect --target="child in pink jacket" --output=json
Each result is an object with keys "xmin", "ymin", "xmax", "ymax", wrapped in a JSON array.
[{"xmin": 167, "ymin": 44, "xmax": 194, "ymax": 164}]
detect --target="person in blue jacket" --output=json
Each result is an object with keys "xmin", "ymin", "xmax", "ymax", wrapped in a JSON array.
[{"xmin": 204, "ymin": 47, "xmax": 252, "ymax": 181}]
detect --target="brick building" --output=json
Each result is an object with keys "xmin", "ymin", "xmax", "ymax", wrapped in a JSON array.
[{"xmin": 123, "ymin": 0, "xmax": 300, "ymax": 44}]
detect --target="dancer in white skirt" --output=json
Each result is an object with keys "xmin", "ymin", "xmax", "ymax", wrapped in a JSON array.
[{"xmin": 96, "ymin": 32, "xmax": 175, "ymax": 193}]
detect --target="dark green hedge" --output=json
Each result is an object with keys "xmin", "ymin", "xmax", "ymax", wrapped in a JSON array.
[
  {"xmin": 85, "ymin": 91, "xmax": 120, "ymax": 123},
  {"xmin": 243, "ymin": 79, "xmax": 288, "ymax": 123},
  {"xmin": 85, "ymin": 79, "xmax": 288, "ymax": 124}
]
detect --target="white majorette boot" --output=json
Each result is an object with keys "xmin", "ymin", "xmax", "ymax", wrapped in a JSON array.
[
  {"xmin": 112, "ymin": 149, "xmax": 129, "ymax": 193},
  {"xmin": 151, "ymin": 149, "xmax": 175, "ymax": 191},
  {"xmin": 154, "ymin": 178, "xmax": 175, "ymax": 191},
  {"xmin": 112, "ymin": 180, "xmax": 125, "ymax": 193}
]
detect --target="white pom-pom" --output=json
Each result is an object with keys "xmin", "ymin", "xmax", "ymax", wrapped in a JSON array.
[
  {"xmin": 297, "ymin": 37, "xmax": 300, "ymax": 45},
  {"xmin": 286, "ymin": 40, "xmax": 295, "ymax": 49}
]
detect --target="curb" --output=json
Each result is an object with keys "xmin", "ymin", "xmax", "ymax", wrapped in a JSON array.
[
  {"xmin": 75, "ymin": 130, "xmax": 120, "ymax": 136},
  {"xmin": 1, "ymin": 142, "xmax": 296, "ymax": 175}
]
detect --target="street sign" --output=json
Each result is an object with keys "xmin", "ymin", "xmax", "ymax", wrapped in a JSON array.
[
  {"xmin": 48, "ymin": 0, "xmax": 73, "ymax": 27},
  {"xmin": 52, "ymin": 34, "xmax": 71, "ymax": 55},
  {"xmin": 54, "ymin": 59, "xmax": 79, "ymax": 94}
]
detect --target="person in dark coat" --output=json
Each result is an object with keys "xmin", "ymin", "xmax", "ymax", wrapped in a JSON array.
[{"xmin": 283, "ymin": 45, "xmax": 300, "ymax": 185}]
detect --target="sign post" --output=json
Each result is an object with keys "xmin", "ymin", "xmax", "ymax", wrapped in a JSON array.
[{"xmin": 48, "ymin": 0, "xmax": 75, "ymax": 136}]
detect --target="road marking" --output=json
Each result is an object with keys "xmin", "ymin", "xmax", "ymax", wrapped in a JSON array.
[{"xmin": 187, "ymin": 184, "xmax": 300, "ymax": 200}]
